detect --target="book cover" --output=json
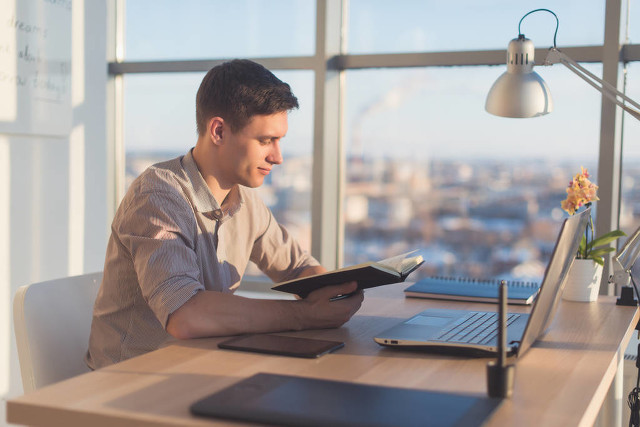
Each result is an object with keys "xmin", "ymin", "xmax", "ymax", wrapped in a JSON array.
[
  {"xmin": 272, "ymin": 251, "xmax": 424, "ymax": 298},
  {"xmin": 404, "ymin": 277, "xmax": 540, "ymax": 305}
]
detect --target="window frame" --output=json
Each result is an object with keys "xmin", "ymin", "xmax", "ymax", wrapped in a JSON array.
[{"xmin": 108, "ymin": 0, "xmax": 638, "ymax": 293}]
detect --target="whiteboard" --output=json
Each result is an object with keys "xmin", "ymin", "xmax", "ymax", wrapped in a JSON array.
[{"xmin": 0, "ymin": 0, "xmax": 72, "ymax": 137}]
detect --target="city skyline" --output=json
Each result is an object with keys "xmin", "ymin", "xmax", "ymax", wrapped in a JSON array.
[{"xmin": 126, "ymin": 150, "xmax": 632, "ymax": 284}]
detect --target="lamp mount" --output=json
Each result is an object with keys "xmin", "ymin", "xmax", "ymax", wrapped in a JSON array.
[{"xmin": 611, "ymin": 225, "xmax": 640, "ymax": 306}]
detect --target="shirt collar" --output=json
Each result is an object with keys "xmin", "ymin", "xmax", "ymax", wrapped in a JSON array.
[{"xmin": 182, "ymin": 149, "xmax": 244, "ymax": 219}]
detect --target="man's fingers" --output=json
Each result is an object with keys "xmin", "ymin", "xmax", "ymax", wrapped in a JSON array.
[{"xmin": 306, "ymin": 281, "xmax": 358, "ymax": 300}]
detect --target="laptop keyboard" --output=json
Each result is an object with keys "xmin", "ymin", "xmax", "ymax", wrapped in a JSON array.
[{"xmin": 435, "ymin": 311, "xmax": 521, "ymax": 345}]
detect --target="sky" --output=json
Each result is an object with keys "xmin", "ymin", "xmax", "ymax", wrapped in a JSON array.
[{"xmin": 122, "ymin": 0, "xmax": 640, "ymax": 162}]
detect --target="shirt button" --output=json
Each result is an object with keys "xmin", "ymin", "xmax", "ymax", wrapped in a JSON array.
[{"xmin": 212, "ymin": 209, "xmax": 223, "ymax": 220}]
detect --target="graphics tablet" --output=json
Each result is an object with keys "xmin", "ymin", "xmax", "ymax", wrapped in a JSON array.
[{"xmin": 191, "ymin": 373, "xmax": 502, "ymax": 427}]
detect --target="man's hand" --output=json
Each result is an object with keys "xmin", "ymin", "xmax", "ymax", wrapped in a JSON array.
[{"xmin": 295, "ymin": 281, "xmax": 364, "ymax": 330}]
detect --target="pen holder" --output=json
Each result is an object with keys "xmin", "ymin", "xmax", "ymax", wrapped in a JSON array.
[{"xmin": 486, "ymin": 362, "xmax": 515, "ymax": 398}]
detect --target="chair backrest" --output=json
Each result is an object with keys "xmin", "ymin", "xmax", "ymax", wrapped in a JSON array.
[{"xmin": 13, "ymin": 272, "xmax": 102, "ymax": 392}]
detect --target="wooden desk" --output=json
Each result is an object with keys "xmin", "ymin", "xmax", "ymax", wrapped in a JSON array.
[{"xmin": 7, "ymin": 284, "xmax": 639, "ymax": 426}]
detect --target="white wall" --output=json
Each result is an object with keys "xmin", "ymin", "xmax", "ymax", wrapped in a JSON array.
[{"xmin": 0, "ymin": 1, "xmax": 108, "ymax": 424}]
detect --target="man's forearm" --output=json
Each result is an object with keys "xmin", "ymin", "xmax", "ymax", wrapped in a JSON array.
[
  {"xmin": 166, "ymin": 291, "xmax": 304, "ymax": 339},
  {"xmin": 166, "ymin": 280, "xmax": 362, "ymax": 340}
]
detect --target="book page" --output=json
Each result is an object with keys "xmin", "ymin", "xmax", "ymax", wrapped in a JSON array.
[{"xmin": 377, "ymin": 250, "xmax": 422, "ymax": 274}]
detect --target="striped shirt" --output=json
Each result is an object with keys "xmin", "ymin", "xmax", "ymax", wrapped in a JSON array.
[{"xmin": 86, "ymin": 149, "xmax": 319, "ymax": 369}]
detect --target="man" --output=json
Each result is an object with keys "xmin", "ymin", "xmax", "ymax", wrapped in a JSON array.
[{"xmin": 86, "ymin": 59, "xmax": 363, "ymax": 369}]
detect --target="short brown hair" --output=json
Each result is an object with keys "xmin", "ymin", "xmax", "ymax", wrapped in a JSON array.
[{"xmin": 196, "ymin": 59, "xmax": 299, "ymax": 135}]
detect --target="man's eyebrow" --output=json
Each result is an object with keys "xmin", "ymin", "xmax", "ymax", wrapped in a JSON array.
[{"xmin": 258, "ymin": 134, "xmax": 286, "ymax": 140}]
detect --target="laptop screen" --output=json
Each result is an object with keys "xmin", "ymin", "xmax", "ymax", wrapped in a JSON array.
[{"xmin": 517, "ymin": 208, "xmax": 590, "ymax": 357}]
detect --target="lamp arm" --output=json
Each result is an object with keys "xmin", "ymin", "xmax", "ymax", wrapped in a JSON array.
[
  {"xmin": 610, "ymin": 226, "xmax": 640, "ymax": 288},
  {"xmin": 544, "ymin": 48, "xmax": 640, "ymax": 121},
  {"xmin": 617, "ymin": 226, "xmax": 640, "ymax": 269}
]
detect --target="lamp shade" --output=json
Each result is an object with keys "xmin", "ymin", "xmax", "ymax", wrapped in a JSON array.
[{"xmin": 485, "ymin": 36, "xmax": 553, "ymax": 118}]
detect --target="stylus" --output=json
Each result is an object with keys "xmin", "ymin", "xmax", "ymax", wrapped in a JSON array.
[
  {"xmin": 498, "ymin": 280, "xmax": 506, "ymax": 367},
  {"xmin": 486, "ymin": 280, "xmax": 515, "ymax": 398},
  {"xmin": 329, "ymin": 292, "xmax": 355, "ymax": 302}
]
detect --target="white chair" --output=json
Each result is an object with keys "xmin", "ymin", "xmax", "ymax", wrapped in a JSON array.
[{"xmin": 13, "ymin": 272, "xmax": 102, "ymax": 392}]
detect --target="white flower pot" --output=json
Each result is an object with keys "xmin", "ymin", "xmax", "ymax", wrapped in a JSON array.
[{"xmin": 562, "ymin": 259, "xmax": 603, "ymax": 302}]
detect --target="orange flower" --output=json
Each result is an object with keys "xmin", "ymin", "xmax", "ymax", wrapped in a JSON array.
[
  {"xmin": 561, "ymin": 167, "xmax": 599, "ymax": 215},
  {"xmin": 561, "ymin": 198, "xmax": 577, "ymax": 215}
]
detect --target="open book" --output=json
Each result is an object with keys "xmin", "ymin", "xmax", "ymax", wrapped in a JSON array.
[{"xmin": 272, "ymin": 251, "xmax": 425, "ymax": 298}]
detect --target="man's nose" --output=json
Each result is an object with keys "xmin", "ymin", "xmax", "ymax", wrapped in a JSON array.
[{"xmin": 268, "ymin": 141, "xmax": 283, "ymax": 165}]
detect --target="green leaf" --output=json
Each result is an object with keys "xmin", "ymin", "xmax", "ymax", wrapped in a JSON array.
[
  {"xmin": 589, "ymin": 247, "xmax": 615, "ymax": 257},
  {"xmin": 578, "ymin": 235, "xmax": 587, "ymax": 257},
  {"xmin": 590, "ymin": 256, "xmax": 605, "ymax": 266},
  {"xmin": 590, "ymin": 230, "xmax": 626, "ymax": 248}
]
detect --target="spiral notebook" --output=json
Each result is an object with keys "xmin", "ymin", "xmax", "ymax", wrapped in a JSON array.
[{"xmin": 405, "ymin": 277, "xmax": 540, "ymax": 305}]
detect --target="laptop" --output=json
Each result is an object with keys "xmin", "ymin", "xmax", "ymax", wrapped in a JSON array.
[{"xmin": 374, "ymin": 208, "xmax": 589, "ymax": 357}]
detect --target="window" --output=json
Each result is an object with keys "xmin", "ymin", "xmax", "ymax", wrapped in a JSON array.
[
  {"xmin": 344, "ymin": 65, "xmax": 602, "ymax": 281},
  {"xmin": 116, "ymin": 0, "xmax": 631, "ymax": 288}
]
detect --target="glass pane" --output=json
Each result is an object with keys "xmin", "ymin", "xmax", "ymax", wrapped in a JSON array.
[
  {"xmin": 620, "ymin": 62, "xmax": 640, "ymax": 284},
  {"xmin": 124, "ymin": 70, "xmax": 315, "ymax": 278},
  {"xmin": 626, "ymin": 1, "xmax": 639, "ymax": 46},
  {"xmin": 124, "ymin": 73, "xmax": 202, "ymax": 185},
  {"xmin": 347, "ymin": 0, "xmax": 605, "ymax": 54},
  {"xmin": 344, "ymin": 64, "xmax": 602, "ymax": 282},
  {"xmin": 124, "ymin": 0, "xmax": 316, "ymax": 60}
]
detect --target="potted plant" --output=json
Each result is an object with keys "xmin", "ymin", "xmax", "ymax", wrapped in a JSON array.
[{"xmin": 560, "ymin": 167, "xmax": 626, "ymax": 301}]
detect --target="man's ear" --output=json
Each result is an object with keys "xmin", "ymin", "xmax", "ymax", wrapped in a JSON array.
[{"xmin": 208, "ymin": 117, "xmax": 225, "ymax": 145}]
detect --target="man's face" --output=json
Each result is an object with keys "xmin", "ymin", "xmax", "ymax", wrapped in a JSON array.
[{"xmin": 218, "ymin": 112, "xmax": 287, "ymax": 188}]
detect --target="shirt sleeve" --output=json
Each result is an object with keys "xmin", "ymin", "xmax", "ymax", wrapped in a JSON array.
[
  {"xmin": 249, "ymin": 197, "xmax": 320, "ymax": 283},
  {"xmin": 116, "ymin": 187, "xmax": 204, "ymax": 327}
]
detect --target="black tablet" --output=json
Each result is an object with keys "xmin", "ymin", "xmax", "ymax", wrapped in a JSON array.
[{"xmin": 218, "ymin": 334, "xmax": 344, "ymax": 358}]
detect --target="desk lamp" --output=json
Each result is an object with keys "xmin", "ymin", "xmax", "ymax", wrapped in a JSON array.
[{"xmin": 485, "ymin": 8, "xmax": 640, "ymax": 120}]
